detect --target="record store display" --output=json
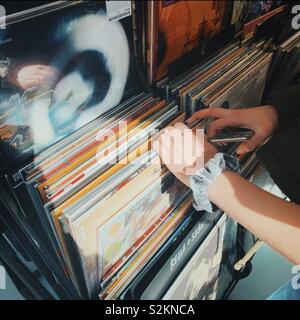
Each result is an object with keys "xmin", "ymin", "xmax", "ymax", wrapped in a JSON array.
[{"xmin": 0, "ymin": 1, "xmax": 297, "ymax": 300}]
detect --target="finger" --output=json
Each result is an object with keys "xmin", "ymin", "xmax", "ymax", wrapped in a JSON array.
[
  {"xmin": 173, "ymin": 122, "xmax": 189, "ymax": 130},
  {"xmin": 157, "ymin": 131, "xmax": 174, "ymax": 164},
  {"xmin": 236, "ymin": 134, "xmax": 264, "ymax": 155},
  {"xmin": 162, "ymin": 125, "xmax": 184, "ymax": 144},
  {"xmin": 157, "ymin": 126, "xmax": 172, "ymax": 139},
  {"xmin": 207, "ymin": 117, "xmax": 243, "ymax": 137},
  {"xmin": 152, "ymin": 139, "xmax": 168, "ymax": 160},
  {"xmin": 187, "ymin": 108, "xmax": 230, "ymax": 124},
  {"xmin": 152, "ymin": 140, "xmax": 160, "ymax": 154}
]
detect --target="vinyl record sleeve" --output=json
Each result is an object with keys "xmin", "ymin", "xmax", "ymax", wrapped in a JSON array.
[
  {"xmin": 4, "ymin": 97, "xmax": 169, "ymax": 274},
  {"xmin": 5, "ymin": 100, "xmax": 181, "ymax": 296},
  {"xmin": 280, "ymin": 30, "xmax": 300, "ymax": 49},
  {"xmin": 183, "ymin": 48, "xmax": 260, "ymax": 115},
  {"xmin": 43, "ymin": 101, "xmax": 179, "ymax": 207},
  {"xmin": 243, "ymin": 5, "xmax": 285, "ymax": 38},
  {"xmin": 96, "ymin": 172, "xmax": 189, "ymax": 283},
  {"xmin": 206, "ymin": 53, "xmax": 272, "ymax": 109},
  {"xmin": 231, "ymin": 0, "xmax": 248, "ymax": 32},
  {"xmin": 49, "ymin": 112, "xmax": 183, "ymax": 295},
  {"xmin": 163, "ymin": 213, "xmax": 229, "ymax": 300},
  {"xmin": 62, "ymin": 151, "xmax": 159, "ymax": 222},
  {"xmin": 243, "ymin": 1, "xmax": 284, "ymax": 24},
  {"xmin": 100, "ymin": 195, "xmax": 193, "ymax": 300},
  {"xmin": 179, "ymin": 51, "xmax": 247, "ymax": 115},
  {"xmin": 231, "ymin": 0, "xmax": 284, "ymax": 34},
  {"xmin": 34, "ymin": 95, "xmax": 160, "ymax": 189},
  {"xmin": 167, "ymin": 42, "xmax": 242, "ymax": 101},
  {"xmin": 37, "ymin": 98, "xmax": 167, "ymax": 203},
  {"xmin": 148, "ymin": 0, "xmax": 229, "ymax": 82},
  {"xmin": 63, "ymin": 169, "xmax": 188, "ymax": 296},
  {"xmin": 22, "ymin": 93, "xmax": 152, "ymax": 182},
  {"xmin": 120, "ymin": 209, "xmax": 220, "ymax": 300},
  {"xmin": 194, "ymin": 52, "xmax": 271, "ymax": 111},
  {"xmin": 0, "ymin": 1, "xmax": 136, "ymax": 167}
]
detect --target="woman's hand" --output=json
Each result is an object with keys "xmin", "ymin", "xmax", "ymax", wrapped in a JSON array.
[
  {"xmin": 187, "ymin": 106, "xmax": 279, "ymax": 155},
  {"xmin": 152, "ymin": 122, "xmax": 217, "ymax": 186}
]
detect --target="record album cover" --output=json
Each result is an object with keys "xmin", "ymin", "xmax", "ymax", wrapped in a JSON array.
[
  {"xmin": 151, "ymin": 0, "xmax": 229, "ymax": 81},
  {"xmin": 207, "ymin": 53, "xmax": 272, "ymax": 110},
  {"xmin": 163, "ymin": 214, "xmax": 236, "ymax": 300},
  {"xmin": 0, "ymin": 1, "xmax": 136, "ymax": 165}
]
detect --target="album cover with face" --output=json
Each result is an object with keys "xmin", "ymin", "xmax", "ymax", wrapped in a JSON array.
[{"xmin": 0, "ymin": 1, "xmax": 136, "ymax": 166}]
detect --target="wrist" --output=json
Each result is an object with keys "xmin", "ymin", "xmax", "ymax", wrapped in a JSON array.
[
  {"xmin": 189, "ymin": 153, "xmax": 241, "ymax": 213},
  {"xmin": 207, "ymin": 170, "xmax": 235, "ymax": 204},
  {"xmin": 204, "ymin": 139, "xmax": 218, "ymax": 164}
]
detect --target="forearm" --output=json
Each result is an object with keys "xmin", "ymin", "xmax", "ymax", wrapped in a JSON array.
[{"xmin": 208, "ymin": 171, "xmax": 300, "ymax": 264}]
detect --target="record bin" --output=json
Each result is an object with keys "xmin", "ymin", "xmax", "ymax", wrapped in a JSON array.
[{"xmin": 0, "ymin": 0, "xmax": 295, "ymax": 300}]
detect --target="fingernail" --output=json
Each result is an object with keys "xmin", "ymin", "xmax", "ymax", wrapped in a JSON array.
[{"xmin": 237, "ymin": 146, "xmax": 248, "ymax": 155}]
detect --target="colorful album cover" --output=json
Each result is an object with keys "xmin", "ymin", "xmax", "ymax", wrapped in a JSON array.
[
  {"xmin": 0, "ymin": 1, "xmax": 135, "ymax": 163},
  {"xmin": 153, "ymin": 0, "xmax": 229, "ymax": 81},
  {"xmin": 97, "ymin": 173, "xmax": 189, "ymax": 279}
]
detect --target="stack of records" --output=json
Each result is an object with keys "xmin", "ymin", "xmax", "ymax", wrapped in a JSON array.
[
  {"xmin": 5, "ymin": 91, "xmax": 192, "ymax": 298},
  {"xmin": 160, "ymin": 41, "xmax": 273, "ymax": 118}
]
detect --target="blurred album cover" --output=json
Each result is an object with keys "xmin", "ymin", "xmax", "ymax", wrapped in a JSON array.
[{"xmin": 0, "ymin": 1, "xmax": 136, "ymax": 164}]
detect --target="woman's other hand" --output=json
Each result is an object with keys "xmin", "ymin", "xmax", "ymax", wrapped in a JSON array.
[{"xmin": 187, "ymin": 106, "xmax": 279, "ymax": 155}]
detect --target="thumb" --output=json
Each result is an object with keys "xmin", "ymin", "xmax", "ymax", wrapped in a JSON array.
[{"xmin": 236, "ymin": 134, "xmax": 263, "ymax": 155}]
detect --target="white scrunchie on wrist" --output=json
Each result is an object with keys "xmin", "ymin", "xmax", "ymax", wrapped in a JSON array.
[{"xmin": 189, "ymin": 153, "xmax": 240, "ymax": 213}]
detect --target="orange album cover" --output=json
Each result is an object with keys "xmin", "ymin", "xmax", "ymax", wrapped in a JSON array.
[{"xmin": 154, "ymin": 0, "xmax": 227, "ymax": 81}]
